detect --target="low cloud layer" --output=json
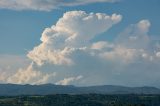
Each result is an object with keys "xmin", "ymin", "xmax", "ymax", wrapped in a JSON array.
[
  {"xmin": 0, "ymin": 62, "xmax": 56, "ymax": 85},
  {"xmin": 0, "ymin": 0, "xmax": 118, "ymax": 11},
  {"xmin": 56, "ymin": 75, "xmax": 83, "ymax": 85}
]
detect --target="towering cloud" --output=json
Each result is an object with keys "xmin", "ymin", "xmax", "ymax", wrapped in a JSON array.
[
  {"xmin": 1, "ymin": 10, "xmax": 160, "ymax": 86},
  {"xmin": 26, "ymin": 10, "xmax": 160, "ymax": 86},
  {"xmin": 27, "ymin": 11, "xmax": 122, "ymax": 66}
]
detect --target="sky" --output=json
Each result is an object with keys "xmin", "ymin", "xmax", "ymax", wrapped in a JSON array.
[{"xmin": 0, "ymin": 0, "xmax": 160, "ymax": 87}]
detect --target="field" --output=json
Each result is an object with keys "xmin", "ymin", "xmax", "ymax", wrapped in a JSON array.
[{"xmin": 0, "ymin": 94, "xmax": 160, "ymax": 106}]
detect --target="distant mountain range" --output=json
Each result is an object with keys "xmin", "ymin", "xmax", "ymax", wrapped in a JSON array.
[{"xmin": 0, "ymin": 84, "xmax": 160, "ymax": 96}]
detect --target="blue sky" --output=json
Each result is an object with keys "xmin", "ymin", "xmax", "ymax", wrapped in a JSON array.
[
  {"xmin": 0, "ymin": 0, "xmax": 160, "ymax": 54},
  {"xmin": 0, "ymin": 0, "xmax": 160, "ymax": 87}
]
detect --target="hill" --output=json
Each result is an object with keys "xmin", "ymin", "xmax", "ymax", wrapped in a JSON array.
[{"xmin": 0, "ymin": 84, "xmax": 160, "ymax": 96}]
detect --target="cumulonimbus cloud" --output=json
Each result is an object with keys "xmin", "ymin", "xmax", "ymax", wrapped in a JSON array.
[
  {"xmin": 1, "ymin": 10, "xmax": 160, "ymax": 86},
  {"xmin": 28, "ymin": 10, "xmax": 160, "ymax": 67},
  {"xmin": 0, "ymin": 0, "xmax": 119, "ymax": 11},
  {"xmin": 27, "ymin": 11, "xmax": 122, "ymax": 66}
]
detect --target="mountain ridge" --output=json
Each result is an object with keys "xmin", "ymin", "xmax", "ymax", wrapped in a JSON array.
[{"xmin": 0, "ymin": 83, "xmax": 160, "ymax": 96}]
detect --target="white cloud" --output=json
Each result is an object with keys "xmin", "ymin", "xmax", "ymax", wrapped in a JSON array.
[
  {"xmin": 0, "ymin": 72, "xmax": 7, "ymax": 82},
  {"xmin": 55, "ymin": 75, "xmax": 83, "ymax": 85},
  {"xmin": 137, "ymin": 20, "xmax": 151, "ymax": 33},
  {"xmin": 1, "ymin": 9, "xmax": 160, "ymax": 87},
  {"xmin": 95, "ymin": 20, "xmax": 157, "ymax": 64},
  {"xmin": 0, "ymin": 55, "xmax": 29, "ymax": 83},
  {"xmin": 28, "ymin": 11, "xmax": 122, "ymax": 66},
  {"xmin": 156, "ymin": 52, "xmax": 160, "ymax": 57},
  {"xmin": 115, "ymin": 20, "xmax": 150, "ymax": 49},
  {"xmin": 26, "ymin": 12, "xmax": 160, "ymax": 87},
  {"xmin": 100, "ymin": 47, "xmax": 136, "ymax": 62},
  {"xmin": 0, "ymin": 0, "xmax": 119, "ymax": 11},
  {"xmin": 6, "ymin": 63, "xmax": 56, "ymax": 84},
  {"xmin": 91, "ymin": 41, "xmax": 114, "ymax": 50}
]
